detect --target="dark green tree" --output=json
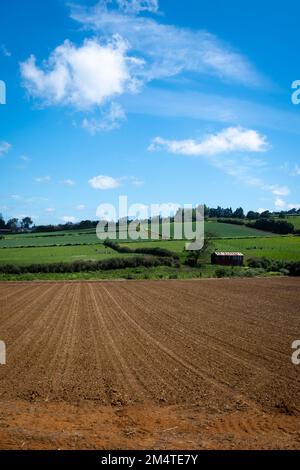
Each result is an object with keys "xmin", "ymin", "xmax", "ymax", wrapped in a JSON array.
[
  {"xmin": 21, "ymin": 216, "xmax": 33, "ymax": 230},
  {"xmin": 6, "ymin": 218, "xmax": 19, "ymax": 231}
]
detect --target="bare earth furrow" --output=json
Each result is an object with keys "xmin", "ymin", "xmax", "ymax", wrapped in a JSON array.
[{"xmin": 0, "ymin": 278, "xmax": 299, "ymax": 413}]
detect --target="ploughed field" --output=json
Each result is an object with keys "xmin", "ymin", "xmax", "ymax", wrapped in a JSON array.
[{"xmin": 0, "ymin": 278, "xmax": 299, "ymax": 449}]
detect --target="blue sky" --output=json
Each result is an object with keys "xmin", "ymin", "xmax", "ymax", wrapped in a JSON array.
[{"xmin": 1, "ymin": 0, "xmax": 300, "ymax": 224}]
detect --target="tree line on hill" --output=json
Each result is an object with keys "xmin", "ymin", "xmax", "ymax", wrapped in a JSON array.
[
  {"xmin": 203, "ymin": 205, "xmax": 300, "ymax": 220},
  {"xmin": 1, "ymin": 205, "xmax": 300, "ymax": 235},
  {"xmin": 0, "ymin": 215, "xmax": 98, "ymax": 233},
  {"xmin": 0, "ymin": 216, "xmax": 33, "ymax": 231}
]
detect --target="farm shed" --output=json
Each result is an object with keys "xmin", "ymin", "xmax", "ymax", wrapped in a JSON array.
[{"xmin": 211, "ymin": 251, "xmax": 244, "ymax": 266}]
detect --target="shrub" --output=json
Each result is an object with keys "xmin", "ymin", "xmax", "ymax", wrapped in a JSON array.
[
  {"xmin": 103, "ymin": 239, "xmax": 179, "ymax": 260},
  {"xmin": 215, "ymin": 268, "xmax": 227, "ymax": 278},
  {"xmin": 0, "ymin": 255, "xmax": 178, "ymax": 275},
  {"xmin": 168, "ymin": 273, "xmax": 178, "ymax": 279},
  {"xmin": 287, "ymin": 262, "xmax": 300, "ymax": 276},
  {"xmin": 247, "ymin": 257, "xmax": 272, "ymax": 269},
  {"xmin": 246, "ymin": 218, "xmax": 294, "ymax": 234},
  {"xmin": 247, "ymin": 258, "xmax": 300, "ymax": 276}
]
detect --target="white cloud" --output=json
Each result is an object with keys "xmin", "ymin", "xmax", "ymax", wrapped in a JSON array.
[
  {"xmin": 62, "ymin": 179, "xmax": 76, "ymax": 186},
  {"xmin": 76, "ymin": 204, "xmax": 86, "ymax": 211},
  {"xmin": 82, "ymin": 102, "xmax": 126, "ymax": 134},
  {"xmin": 19, "ymin": 0, "xmax": 266, "ymax": 137},
  {"xmin": 149, "ymin": 126, "xmax": 293, "ymax": 201},
  {"xmin": 0, "ymin": 141, "xmax": 11, "ymax": 156},
  {"xmin": 34, "ymin": 176, "xmax": 51, "ymax": 183},
  {"xmin": 274, "ymin": 198, "xmax": 286, "ymax": 209},
  {"xmin": 267, "ymin": 185, "xmax": 290, "ymax": 196},
  {"xmin": 71, "ymin": 1, "xmax": 264, "ymax": 87},
  {"xmin": 287, "ymin": 204, "xmax": 300, "ymax": 210},
  {"xmin": 88, "ymin": 175, "xmax": 121, "ymax": 189},
  {"xmin": 117, "ymin": 0, "xmax": 159, "ymax": 14},
  {"xmin": 257, "ymin": 208, "xmax": 269, "ymax": 214},
  {"xmin": 21, "ymin": 36, "xmax": 141, "ymax": 110},
  {"xmin": 149, "ymin": 127, "xmax": 269, "ymax": 157},
  {"xmin": 61, "ymin": 216, "xmax": 76, "ymax": 223},
  {"xmin": 45, "ymin": 207, "xmax": 56, "ymax": 213}
]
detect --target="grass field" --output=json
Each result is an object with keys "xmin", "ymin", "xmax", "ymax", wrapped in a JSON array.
[
  {"xmin": 0, "ymin": 219, "xmax": 298, "ymax": 277},
  {"xmin": 284, "ymin": 216, "xmax": 300, "ymax": 230},
  {"xmin": 0, "ymin": 232, "xmax": 100, "ymax": 248},
  {"xmin": 120, "ymin": 235, "xmax": 300, "ymax": 262},
  {"xmin": 1, "ymin": 235, "xmax": 299, "ymax": 267},
  {"xmin": 0, "ymin": 244, "xmax": 133, "ymax": 265},
  {"xmin": 0, "ymin": 220, "xmax": 275, "ymax": 249},
  {"xmin": 137, "ymin": 220, "xmax": 277, "ymax": 239},
  {"xmin": 120, "ymin": 239, "xmax": 187, "ymax": 253},
  {"xmin": 214, "ymin": 236, "xmax": 300, "ymax": 261},
  {"xmin": 204, "ymin": 220, "xmax": 277, "ymax": 238}
]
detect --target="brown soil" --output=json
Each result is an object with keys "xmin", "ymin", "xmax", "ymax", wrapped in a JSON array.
[{"xmin": 0, "ymin": 278, "xmax": 299, "ymax": 449}]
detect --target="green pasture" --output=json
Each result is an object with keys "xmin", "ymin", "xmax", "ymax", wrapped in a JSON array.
[
  {"xmin": 214, "ymin": 236, "xmax": 300, "ymax": 261},
  {"xmin": 0, "ymin": 244, "xmax": 132, "ymax": 265}
]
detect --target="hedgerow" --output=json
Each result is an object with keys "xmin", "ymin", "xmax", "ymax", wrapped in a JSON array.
[
  {"xmin": 247, "ymin": 257, "xmax": 300, "ymax": 276},
  {"xmin": 0, "ymin": 255, "xmax": 179, "ymax": 274},
  {"xmin": 103, "ymin": 239, "xmax": 179, "ymax": 259}
]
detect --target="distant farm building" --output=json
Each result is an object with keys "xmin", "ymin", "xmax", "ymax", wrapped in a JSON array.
[{"xmin": 211, "ymin": 252, "xmax": 244, "ymax": 266}]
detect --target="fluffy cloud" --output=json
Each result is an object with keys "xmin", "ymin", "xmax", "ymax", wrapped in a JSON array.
[
  {"xmin": 71, "ymin": 1, "xmax": 263, "ymax": 87},
  {"xmin": 45, "ymin": 207, "xmax": 56, "ymax": 213},
  {"xmin": 267, "ymin": 185, "xmax": 290, "ymax": 196},
  {"xmin": 0, "ymin": 141, "xmax": 11, "ymax": 156},
  {"xmin": 76, "ymin": 204, "xmax": 86, "ymax": 211},
  {"xmin": 257, "ymin": 208, "xmax": 268, "ymax": 214},
  {"xmin": 149, "ymin": 126, "xmax": 292, "ymax": 200},
  {"xmin": 88, "ymin": 175, "xmax": 121, "ymax": 189},
  {"xmin": 274, "ymin": 198, "xmax": 286, "ymax": 209},
  {"xmin": 21, "ymin": 37, "xmax": 142, "ymax": 110},
  {"xmin": 149, "ymin": 127, "xmax": 269, "ymax": 156},
  {"xmin": 20, "ymin": 0, "xmax": 265, "ymax": 136},
  {"xmin": 274, "ymin": 200, "xmax": 300, "ymax": 211}
]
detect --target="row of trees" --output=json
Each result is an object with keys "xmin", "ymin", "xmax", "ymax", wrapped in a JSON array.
[
  {"xmin": 32, "ymin": 220, "xmax": 98, "ymax": 233},
  {"xmin": 204, "ymin": 206, "xmax": 300, "ymax": 220},
  {"xmin": 0, "ymin": 214, "xmax": 98, "ymax": 233},
  {"xmin": 0, "ymin": 215, "xmax": 33, "ymax": 231},
  {"xmin": 1, "ymin": 205, "xmax": 300, "ymax": 233},
  {"xmin": 247, "ymin": 218, "xmax": 294, "ymax": 235}
]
